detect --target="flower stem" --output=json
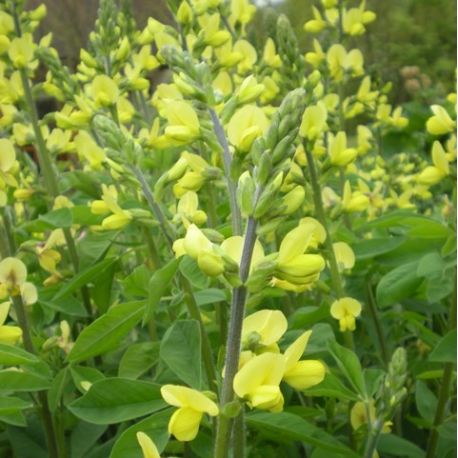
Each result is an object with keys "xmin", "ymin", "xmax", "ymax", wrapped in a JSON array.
[
  {"xmin": 209, "ymin": 109, "xmax": 242, "ymax": 236},
  {"xmin": 214, "ymin": 215, "xmax": 258, "ymax": 458}
]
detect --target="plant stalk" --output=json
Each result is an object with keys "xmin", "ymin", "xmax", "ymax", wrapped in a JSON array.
[
  {"xmin": 209, "ymin": 109, "xmax": 242, "ymax": 236},
  {"xmin": 214, "ymin": 216, "xmax": 258, "ymax": 458}
]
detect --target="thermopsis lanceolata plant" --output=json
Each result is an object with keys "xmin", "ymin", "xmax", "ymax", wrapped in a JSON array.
[{"xmin": 0, "ymin": 0, "xmax": 455, "ymax": 457}]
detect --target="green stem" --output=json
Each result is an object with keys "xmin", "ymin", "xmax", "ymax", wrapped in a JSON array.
[
  {"xmin": 363, "ymin": 417, "xmax": 384, "ymax": 458},
  {"xmin": 2, "ymin": 211, "xmax": 59, "ymax": 458},
  {"xmin": 18, "ymin": 61, "xmax": 92, "ymax": 318},
  {"xmin": 214, "ymin": 215, "xmax": 258, "ymax": 458},
  {"xmin": 303, "ymin": 145, "xmax": 354, "ymax": 354},
  {"xmin": 425, "ymin": 271, "xmax": 456, "ymax": 458},
  {"xmin": 366, "ymin": 280, "xmax": 389, "ymax": 365},
  {"xmin": 209, "ymin": 109, "xmax": 242, "ymax": 236},
  {"xmin": 132, "ymin": 166, "xmax": 217, "ymax": 391}
]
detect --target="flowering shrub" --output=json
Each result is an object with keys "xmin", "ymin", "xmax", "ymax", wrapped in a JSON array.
[{"xmin": 0, "ymin": 0, "xmax": 455, "ymax": 457}]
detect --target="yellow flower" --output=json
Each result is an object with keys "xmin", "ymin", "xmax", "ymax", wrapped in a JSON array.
[
  {"xmin": 0, "ymin": 257, "xmax": 27, "ymax": 296},
  {"xmin": 273, "ymin": 223, "xmax": 326, "ymax": 292},
  {"xmin": 163, "ymin": 100, "xmax": 200, "ymax": 144},
  {"xmin": 8, "ymin": 34, "xmax": 35, "ymax": 68},
  {"xmin": 198, "ymin": 14, "xmax": 230, "ymax": 47},
  {"xmin": 280, "ymin": 186, "xmax": 305, "ymax": 215},
  {"xmin": 305, "ymin": 39, "xmax": 325, "ymax": 67},
  {"xmin": 263, "ymin": 38, "xmax": 281, "ymax": 68},
  {"xmin": 283, "ymin": 331, "xmax": 326, "ymax": 390},
  {"xmin": 304, "ymin": 7, "xmax": 327, "ymax": 33},
  {"xmin": 236, "ymin": 75, "xmax": 265, "ymax": 104},
  {"xmin": 330, "ymin": 297, "xmax": 362, "ymax": 332},
  {"xmin": 418, "ymin": 141, "xmax": 450, "ymax": 185},
  {"xmin": 0, "ymin": 11, "xmax": 14, "ymax": 35},
  {"xmin": 329, "ymin": 132, "xmax": 357, "ymax": 167},
  {"xmin": 227, "ymin": 105, "xmax": 269, "ymax": 153},
  {"xmin": 0, "ymin": 302, "xmax": 22, "ymax": 344},
  {"xmin": 342, "ymin": 181, "xmax": 370, "ymax": 213},
  {"xmin": 177, "ymin": 1, "xmax": 193, "ymax": 24},
  {"xmin": 351, "ymin": 400, "xmax": 392, "ymax": 433},
  {"xmin": 230, "ymin": 0, "xmax": 256, "ymax": 25},
  {"xmin": 175, "ymin": 191, "xmax": 207, "ymax": 226},
  {"xmin": 333, "ymin": 242, "xmax": 355, "ymax": 271},
  {"xmin": 89, "ymin": 75, "xmax": 119, "ymax": 107},
  {"xmin": 161, "ymin": 384, "xmax": 219, "ymax": 442},
  {"xmin": 300, "ymin": 102, "xmax": 328, "ymax": 140},
  {"xmin": 0, "ymin": 138, "xmax": 16, "ymax": 173},
  {"xmin": 233, "ymin": 352, "xmax": 285, "ymax": 412},
  {"xmin": 426, "ymin": 105, "xmax": 455, "ymax": 136},
  {"xmin": 357, "ymin": 125, "xmax": 373, "ymax": 155},
  {"xmin": 136, "ymin": 432, "xmax": 160, "ymax": 458},
  {"xmin": 233, "ymin": 40, "xmax": 257, "ymax": 74},
  {"xmin": 213, "ymin": 71, "xmax": 233, "ymax": 97},
  {"xmin": 241, "ymin": 309, "xmax": 288, "ymax": 351},
  {"xmin": 74, "ymin": 131, "xmax": 105, "ymax": 170}
]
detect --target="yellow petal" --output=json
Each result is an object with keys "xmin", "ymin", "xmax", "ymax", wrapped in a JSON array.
[
  {"xmin": 0, "ymin": 257, "xmax": 27, "ymax": 288},
  {"xmin": 283, "ymin": 360, "xmax": 326, "ymax": 390},
  {"xmin": 333, "ymin": 242, "xmax": 355, "ymax": 271},
  {"xmin": 278, "ymin": 225, "xmax": 314, "ymax": 264},
  {"xmin": 136, "ymin": 432, "xmax": 161, "ymax": 458},
  {"xmin": 168, "ymin": 407, "xmax": 203, "ymax": 442},
  {"xmin": 0, "ymin": 325, "xmax": 22, "ymax": 344},
  {"xmin": 0, "ymin": 138, "xmax": 15, "ymax": 172},
  {"xmin": 233, "ymin": 352, "xmax": 285, "ymax": 398},
  {"xmin": 242, "ymin": 309, "xmax": 288, "ymax": 347},
  {"xmin": 160, "ymin": 384, "xmax": 219, "ymax": 415},
  {"xmin": 284, "ymin": 330, "xmax": 312, "ymax": 371}
]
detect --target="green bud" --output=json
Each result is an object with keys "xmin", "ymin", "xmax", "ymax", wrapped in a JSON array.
[
  {"xmin": 237, "ymin": 171, "xmax": 256, "ymax": 216},
  {"xmin": 256, "ymin": 151, "xmax": 272, "ymax": 185},
  {"xmin": 272, "ymin": 134, "xmax": 294, "ymax": 163},
  {"xmin": 221, "ymin": 400, "xmax": 242, "ymax": 419},
  {"xmin": 264, "ymin": 117, "xmax": 279, "ymax": 150}
]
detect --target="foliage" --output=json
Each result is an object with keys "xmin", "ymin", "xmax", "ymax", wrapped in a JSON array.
[{"xmin": 0, "ymin": 0, "xmax": 455, "ymax": 458}]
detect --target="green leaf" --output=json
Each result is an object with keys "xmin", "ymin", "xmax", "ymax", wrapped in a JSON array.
[
  {"xmin": 290, "ymin": 306, "xmax": 331, "ymax": 329},
  {"xmin": 0, "ymin": 370, "xmax": 51, "ymax": 392},
  {"xmin": 91, "ymin": 261, "xmax": 117, "ymax": 314},
  {"xmin": 160, "ymin": 319, "xmax": 202, "ymax": 389},
  {"xmin": 68, "ymin": 377, "xmax": 166, "ymax": 424},
  {"xmin": 247, "ymin": 411, "xmax": 359, "ymax": 457},
  {"xmin": 0, "ymin": 396, "xmax": 33, "ymax": 426},
  {"xmin": 23, "ymin": 208, "xmax": 73, "ymax": 232},
  {"xmin": 415, "ymin": 380, "xmax": 438, "ymax": 424},
  {"xmin": 118, "ymin": 342, "xmax": 160, "ymax": 379},
  {"xmin": 353, "ymin": 237, "xmax": 406, "ymax": 260},
  {"xmin": 429, "ymin": 330, "xmax": 457, "ymax": 363},
  {"xmin": 48, "ymin": 368, "xmax": 70, "ymax": 413},
  {"xmin": 53, "ymin": 258, "xmax": 117, "ymax": 301},
  {"xmin": 378, "ymin": 434, "xmax": 425, "ymax": 458},
  {"xmin": 417, "ymin": 252, "xmax": 445, "ymax": 277},
  {"xmin": 143, "ymin": 258, "xmax": 180, "ymax": 325},
  {"xmin": 328, "ymin": 341, "xmax": 366, "ymax": 396},
  {"xmin": 109, "ymin": 409, "xmax": 171, "ymax": 458},
  {"xmin": 67, "ymin": 301, "xmax": 145, "ymax": 363},
  {"xmin": 302, "ymin": 373, "xmax": 358, "ymax": 401},
  {"xmin": 0, "ymin": 343, "xmax": 39, "ymax": 365},
  {"xmin": 194, "ymin": 288, "xmax": 227, "ymax": 306},
  {"xmin": 70, "ymin": 366, "xmax": 105, "ymax": 393},
  {"xmin": 376, "ymin": 261, "xmax": 423, "ymax": 307},
  {"xmin": 71, "ymin": 206, "xmax": 104, "ymax": 226},
  {"xmin": 70, "ymin": 422, "xmax": 107, "ymax": 458},
  {"xmin": 179, "ymin": 256, "xmax": 209, "ymax": 289}
]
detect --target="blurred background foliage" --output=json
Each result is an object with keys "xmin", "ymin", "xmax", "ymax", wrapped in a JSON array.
[{"xmin": 29, "ymin": 0, "xmax": 456, "ymax": 104}]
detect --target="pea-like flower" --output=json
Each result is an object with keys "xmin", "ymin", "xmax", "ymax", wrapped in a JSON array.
[
  {"xmin": 426, "ymin": 105, "xmax": 455, "ymax": 136},
  {"xmin": 332, "ymin": 242, "xmax": 355, "ymax": 272},
  {"xmin": 328, "ymin": 131, "xmax": 357, "ymax": 167},
  {"xmin": 233, "ymin": 352, "xmax": 286, "ymax": 412},
  {"xmin": 163, "ymin": 100, "xmax": 200, "ymax": 144},
  {"xmin": 227, "ymin": 105, "xmax": 269, "ymax": 153},
  {"xmin": 300, "ymin": 102, "xmax": 328, "ymax": 141},
  {"xmin": 330, "ymin": 297, "xmax": 362, "ymax": 332},
  {"xmin": 272, "ymin": 223, "xmax": 326, "ymax": 292},
  {"xmin": 160, "ymin": 384, "xmax": 219, "ymax": 442},
  {"xmin": 283, "ymin": 330, "xmax": 326, "ymax": 390},
  {"xmin": 241, "ymin": 309, "xmax": 288, "ymax": 352},
  {"xmin": 417, "ymin": 141, "xmax": 450, "ymax": 186}
]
